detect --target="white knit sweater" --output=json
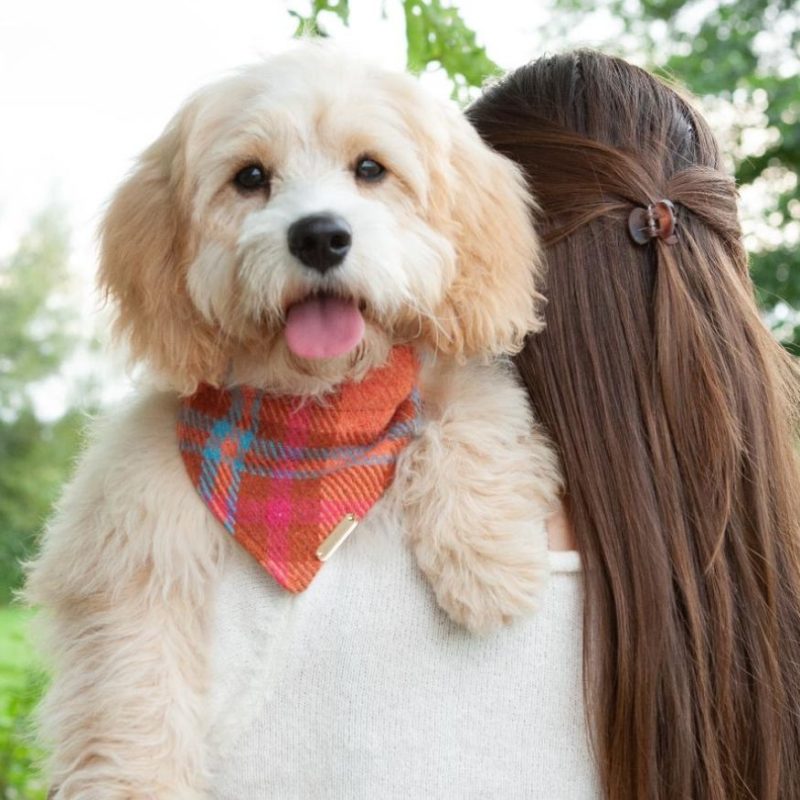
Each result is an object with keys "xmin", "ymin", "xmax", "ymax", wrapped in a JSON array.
[{"xmin": 207, "ymin": 505, "xmax": 600, "ymax": 799}]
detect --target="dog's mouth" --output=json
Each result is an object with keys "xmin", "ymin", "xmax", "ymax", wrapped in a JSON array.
[{"xmin": 284, "ymin": 291, "xmax": 366, "ymax": 360}]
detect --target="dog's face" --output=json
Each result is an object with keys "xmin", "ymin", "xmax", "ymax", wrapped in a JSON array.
[{"xmin": 100, "ymin": 47, "xmax": 543, "ymax": 394}]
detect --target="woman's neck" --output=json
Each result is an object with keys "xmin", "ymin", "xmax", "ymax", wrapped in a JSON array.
[{"xmin": 547, "ymin": 501, "xmax": 577, "ymax": 551}]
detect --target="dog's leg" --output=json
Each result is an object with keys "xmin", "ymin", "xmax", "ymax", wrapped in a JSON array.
[
  {"xmin": 25, "ymin": 394, "xmax": 223, "ymax": 799},
  {"xmin": 401, "ymin": 358, "xmax": 562, "ymax": 634}
]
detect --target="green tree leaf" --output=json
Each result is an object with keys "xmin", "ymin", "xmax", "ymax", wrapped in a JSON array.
[
  {"xmin": 289, "ymin": 0, "xmax": 350, "ymax": 37},
  {"xmin": 0, "ymin": 209, "xmax": 90, "ymax": 603},
  {"xmin": 402, "ymin": 0, "xmax": 500, "ymax": 102}
]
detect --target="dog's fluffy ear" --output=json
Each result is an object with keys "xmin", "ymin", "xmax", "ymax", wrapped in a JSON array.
[
  {"xmin": 427, "ymin": 107, "xmax": 544, "ymax": 358},
  {"xmin": 99, "ymin": 107, "xmax": 222, "ymax": 393}
]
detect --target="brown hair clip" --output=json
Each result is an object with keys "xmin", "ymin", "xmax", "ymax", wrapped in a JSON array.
[{"xmin": 628, "ymin": 199, "xmax": 678, "ymax": 246}]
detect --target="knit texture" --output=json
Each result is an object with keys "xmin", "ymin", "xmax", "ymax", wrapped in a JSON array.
[
  {"xmin": 177, "ymin": 346, "xmax": 422, "ymax": 592},
  {"xmin": 205, "ymin": 516, "xmax": 599, "ymax": 800}
]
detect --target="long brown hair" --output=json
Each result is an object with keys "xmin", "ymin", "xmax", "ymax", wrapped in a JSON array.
[{"xmin": 468, "ymin": 51, "xmax": 800, "ymax": 799}]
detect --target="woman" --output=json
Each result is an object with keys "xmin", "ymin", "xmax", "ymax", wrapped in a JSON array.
[{"xmin": 468, "ymin": 51, "xmax": 800, "ymax": 799}]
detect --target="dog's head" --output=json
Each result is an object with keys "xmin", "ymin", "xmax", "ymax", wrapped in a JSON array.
[{"xmin": 100, "ymin": 46, "xmax": 543, "ymax": 394}]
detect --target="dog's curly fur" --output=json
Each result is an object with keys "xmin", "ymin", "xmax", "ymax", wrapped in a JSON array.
[{"xmin": 26, "ymin": 46, "xmax": 562, "ymax": 797}]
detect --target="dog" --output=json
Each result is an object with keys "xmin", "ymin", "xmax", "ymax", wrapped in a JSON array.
[{"xmin": 26, "ymin": 45, "xmax": 561, "ymax": 798}]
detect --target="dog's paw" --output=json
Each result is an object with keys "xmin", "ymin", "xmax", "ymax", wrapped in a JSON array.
[
  {"xmin": 402, "ymin": 357, "xmax": 562, "ymax": 635},
  {"xmin": 416, "ymin": 532, "xmax": 550, "ymax": 634}
]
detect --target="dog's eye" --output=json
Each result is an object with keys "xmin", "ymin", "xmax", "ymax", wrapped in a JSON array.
[
  {"xmin": 354, "ymin": 157, "xmax": 386, "ymax": 182},
  {"xmin": 234, "ymin": 164, "xmax": 269, "ymax": 191}
]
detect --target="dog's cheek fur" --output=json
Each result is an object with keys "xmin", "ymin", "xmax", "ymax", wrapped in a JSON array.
[
  {"xmin": 99, "ymin": 114, "xmax": 229, "ymax": 394},
  {"xmin": 385, "ymin": 200, "xmax": 456, "ymax": 330},
  {"xmin": 187, "ymin": 242, "xmax": 238, "ymax": 327},
  {"xmin": 423, "ymin": 106, "xmax": 545, "ymax": 358}
]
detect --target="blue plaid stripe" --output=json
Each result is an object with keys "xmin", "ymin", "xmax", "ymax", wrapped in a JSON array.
[
  {"xmin": 193, "ymin": 389, "xmax": 265, "ymax": 532},
  {"xmin": 179, "ymin": 387, "xmax": 423, "ymax": 483}
]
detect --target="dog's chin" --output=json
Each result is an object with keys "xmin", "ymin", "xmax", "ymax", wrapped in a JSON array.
[{"xmin": 226, "ymin": 322, "xmax": 393, "ymax": 398}]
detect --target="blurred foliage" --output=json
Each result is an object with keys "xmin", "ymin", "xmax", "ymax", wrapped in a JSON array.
[
  {"xmin": 0, "ymin": 212, "xmax": 74, "ymax": 415},
  {"xmin": 0, "ymin": 210, "xmax": 88, "ymax": 604},
  {"xmin": 401, "ymin": 0, "xmax": 500, "ymax": 101},
  {"xmin": 289, "ymin": 0, "xmax": 349, "ymax": 36},
  {"xmin": 0, "ymin": 409, "xmax": 84, "ymax": 604},
  {"xmin": 0, "ymin": 608, "xmax": 46, "ymax": 800},
  {"xmin": 288, "ymin": 0, "xmax": 800, "ymax": 348},
  {"xmin": 0, "ymin": 672, "xmax": 47, "ymax": 800},
  {"xmin": 288, "ymin": 0, "xmax": 499, "ymax": 101}
]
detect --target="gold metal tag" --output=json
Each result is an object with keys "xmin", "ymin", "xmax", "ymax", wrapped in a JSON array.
[{"xmin": 316, "ymin": 513, "xmax": 360, "ymax": 562}]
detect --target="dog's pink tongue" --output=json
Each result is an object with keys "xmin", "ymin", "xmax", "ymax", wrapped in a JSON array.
[{"xmin": 285, "ymin": 295, "xmax": 365, "ymax": 360}]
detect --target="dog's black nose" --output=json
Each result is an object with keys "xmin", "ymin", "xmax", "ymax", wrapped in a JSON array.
[{"xmin": 288, "ymin": 214, "xmax": 352, "ymax": 273}]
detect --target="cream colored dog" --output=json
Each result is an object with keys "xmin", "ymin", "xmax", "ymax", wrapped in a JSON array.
[{"xmin": 26, "ymin": 46, "xmax": 561, "ymax": 798}]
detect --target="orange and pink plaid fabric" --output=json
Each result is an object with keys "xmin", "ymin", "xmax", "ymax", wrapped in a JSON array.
[{"xmin": 177, "ymin": 346, "xmax": 422, "ymax": 592}]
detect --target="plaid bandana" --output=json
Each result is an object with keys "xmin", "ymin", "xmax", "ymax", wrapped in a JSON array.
[{"xmin": 177, "ymin": 346, "xmax": 422, "ymax": 592}]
